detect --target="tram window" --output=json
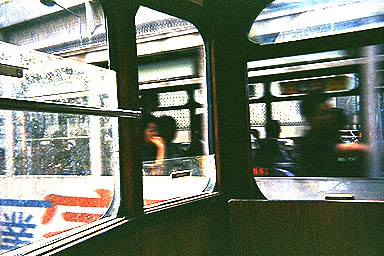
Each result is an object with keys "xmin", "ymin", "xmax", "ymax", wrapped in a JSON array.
[
  {"xmin": 270, "ymin": 75, "xmax": 358, "ymax": 97},
  {"xmin": 136, "ymin": 6, "xmax": 215, "ymax": 207},
  {"xmin": 248, "ymin": 50, "xmax": 360, "ymax": 96},
  {"xmin": 0, "ymin": 1, "xmax": 123, "ymax": 253},
  {"xmin": 248, "ymin": 44, "xmax": 384, "ymax": 200},
  {"xmin": 249, "ymin": 0, "xmax": 384, "ymax": 45},
  {"xmin": 138, "ymin": 57, "xmax": 198, "ymax": 83}
]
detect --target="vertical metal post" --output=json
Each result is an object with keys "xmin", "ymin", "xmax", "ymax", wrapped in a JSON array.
[
  {"xmin": 102, "ymin": 0, "xmax": 142, "ymax": 217},
  {"xmin": 361, "ymin": 45, "xmax": 382, "ymax": 177}
]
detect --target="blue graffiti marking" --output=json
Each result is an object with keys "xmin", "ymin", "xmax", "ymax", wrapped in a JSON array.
[
  {"xmin": 0, "ymin": 199, "xmax": 51, "ymax": 208},
  {"xmin": 0, "ymin": 212, "xmax": 37, "ymax": 250}
]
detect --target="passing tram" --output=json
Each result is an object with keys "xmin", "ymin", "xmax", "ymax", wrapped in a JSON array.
[{"xmin": 1, "ymin": 0, "xmax": 384, "ymax": 255}]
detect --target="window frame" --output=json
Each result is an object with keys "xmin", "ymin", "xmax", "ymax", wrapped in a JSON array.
[
  {"xmin": 103, "ymin": 1, "xmax": 221, "ymax": 214},
  {"xmin": 1, "ymin": 1, "xmax": 222, "ymax": 254},
  {"xmin": 246, "ymin": 4, "xmax": 384, "ymax": 199}
]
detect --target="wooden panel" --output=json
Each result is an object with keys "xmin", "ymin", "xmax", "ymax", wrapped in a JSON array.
[
  {"xmin": 229, "ymin": 200, "xmax": 384, "ymax": 255},
  {"xmin": 56, "ymin": 196, "xmax": 229, "ymax": 256}
]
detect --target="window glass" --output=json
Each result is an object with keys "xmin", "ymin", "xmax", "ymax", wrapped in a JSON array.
[
  {"xmin": 248, "ymin": 45, "xmax": 384, "ymax": 198},
  {"xmin": 0, "ymin": 1, "xmax": 120, "ymax": 253},
  {"xmin": 0, "ymin": 109, "xmax": 118, "ymax": 237},
  {"xmin": 0, "ymin": 42, "xmax": 115, "ymax": 107},
  {"xmin": 249, "ymin": 0, "xmax": 384, "ymax": 45},
  {"xmin": 248, "ymin": 44, "xmax": 384, "ymax": 202},
  {"xmin": 255, "ymin": 177, "xmax": 384, "ymax": 200},
  {"xmin": 136, "ymin": 6, "xmax": 215, "ymax": 207},
  {"xmin": 139, "ymin": 57, "xmax": 197, "ymax": 83},
  {"xmin": 251, "ymin": 93, "xmax": 365, "ymax": 177}
]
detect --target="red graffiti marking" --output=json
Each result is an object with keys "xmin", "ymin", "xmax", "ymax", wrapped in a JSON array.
[
  {"xmin": 43, "ymin": 199, "xmax": 160, "ymax": 238},
  {"xmin": 143, "ymin": 199, "xmax": 166, "ymax": 206},
  {"xmin": 62, "ymin": 212, "xmax": 102, "ymax": 223},
  {"xmin": 42, "ymin": 189, "xmax": 112, "ymax": 225}
]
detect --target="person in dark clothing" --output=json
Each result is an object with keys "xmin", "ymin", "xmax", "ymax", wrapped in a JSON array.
[
  {"xmin": 257, "ymin": 120, "xmax": 283, "ymax": 166},
  {"xmin": 254, "ymin": 120, "xmax": 292, "ymax": 176},
  {"xmin": 298, "ymin": 91, "xmax": 368, "ymax": 177}
]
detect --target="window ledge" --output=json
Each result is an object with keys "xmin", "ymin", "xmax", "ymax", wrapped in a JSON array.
[
  {"xmin": 3, "ymin": 217, "xmax": 129, "ymax": 256},
  {"xmin": 144, "ymin": 192, "xmax": 222, "ymax": 214}
]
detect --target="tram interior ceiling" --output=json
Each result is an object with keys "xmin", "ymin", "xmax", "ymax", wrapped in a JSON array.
[{"xmin": 1, "ymin": 0, "xmax": 384, "ymax": 255}]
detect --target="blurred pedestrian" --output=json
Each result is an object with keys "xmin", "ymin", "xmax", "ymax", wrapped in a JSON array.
[{"xmin": 298, "ymin": 91, "xmax": 368, "ymax": 176}]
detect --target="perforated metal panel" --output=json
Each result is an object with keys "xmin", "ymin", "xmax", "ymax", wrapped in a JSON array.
[
  {"xmin": 158, "ymin": 91, "xmax": 189, "ymax": 107},
  {"xmin": 272, "ymin": 101, "xmax": 304, "ymax": 126},
  {"xmin": 249, "ymin": 103, "xmax": 266, "ymax": 126}
]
